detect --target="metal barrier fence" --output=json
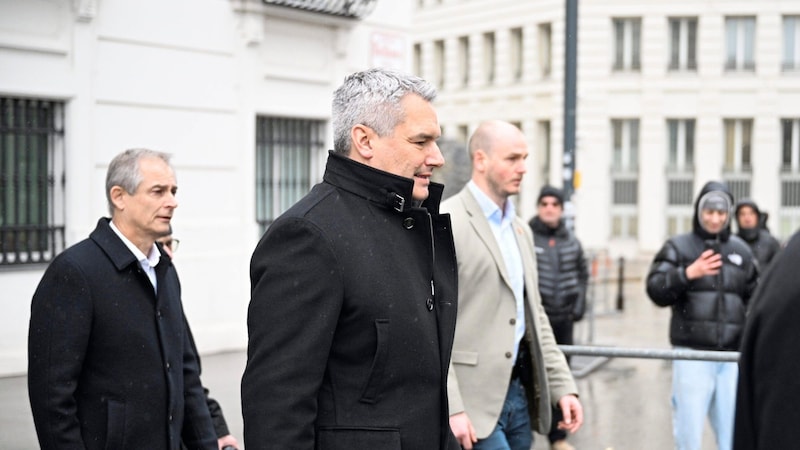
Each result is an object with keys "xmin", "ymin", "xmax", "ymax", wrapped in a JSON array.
[
  {"xmin": 560, "ymin": 345, "xmax": 740, "ymax": 378},
  {"xmin": 561, "ymin": 345, "xmax": 739, "ymax": 362}
]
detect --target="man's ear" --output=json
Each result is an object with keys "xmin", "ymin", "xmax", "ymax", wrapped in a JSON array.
[
  {"xmin": 351, "ymin": 124, "xmax": 375, "ymax": 160},
  {"xmin": 109, "ymin": 186, "xmax": 126, "ymax": 211},
  {"xmin": 473, "ymin": 149, "xmax": 487, "ymax": 172}
]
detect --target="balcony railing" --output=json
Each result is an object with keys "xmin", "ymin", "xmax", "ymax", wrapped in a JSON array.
[{"xmin": 262, "ymin": 0, "xmax": 378, "ymax": 19}]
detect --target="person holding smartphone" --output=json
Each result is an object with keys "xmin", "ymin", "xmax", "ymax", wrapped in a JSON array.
[{"xmin": 646, "ymin": 181, "xmax": 758, "ymax": 450}]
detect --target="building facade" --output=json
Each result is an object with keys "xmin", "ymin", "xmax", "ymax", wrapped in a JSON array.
[
  {"xmin": 0, "ymin": 0, "xmax": 410, "ymax": 376},
  {"xmin": 413, "ymin": 0, "xmax": 800, "ymax": 258}
]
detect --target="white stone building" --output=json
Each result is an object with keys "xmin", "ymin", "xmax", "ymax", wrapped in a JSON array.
[
  {"xmin": 0, "ymin": 0, "xmax": 412, "ymax": 376},
  {"xmin": 413, "ymin": 0, "xmax": 800, "ymax": 259}
]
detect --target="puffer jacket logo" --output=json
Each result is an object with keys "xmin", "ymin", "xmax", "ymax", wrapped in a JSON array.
[{"xmin": 728, "ymin": 252, "xmax": 743, "ymax": 266}]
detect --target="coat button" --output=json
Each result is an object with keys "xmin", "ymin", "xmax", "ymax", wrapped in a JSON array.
[
  {"xmin": 426, "ymin": 297, "xmax": 434, "ymax": 311},
  {"xmin": 505, "ymin": 352, "xmax": 513, "ymax": 359},
  {"xmin": 509, "ymin": 318, "xmax": 516, "ymax": 325},
  {"xmin": 166, "ymin": 362, "xmax": 171, "ymax": 371},
  {"xmin": 156, "ymin": 309, "xmax": 162, "ymax": 318},
  {"xmin": 403, "ymin": 217, "xmax": 415, "ymax": 229}
]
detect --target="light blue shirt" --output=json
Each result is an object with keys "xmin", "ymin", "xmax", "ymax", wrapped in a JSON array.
[
  {"xmin": 109, "ymin": 220, "xmax": 161, "ymax": 293},
  {"xmin": 467, "ymin": 181, "xmax": 526, "ymax": 363}
]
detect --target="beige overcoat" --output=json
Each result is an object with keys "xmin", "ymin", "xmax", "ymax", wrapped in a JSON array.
[{"xmin": 442, "ymin": 186, "xmax": 578, "ymax": 438}]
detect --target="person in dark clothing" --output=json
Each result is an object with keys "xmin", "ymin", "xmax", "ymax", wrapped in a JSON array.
[
  {"xmin": 734, "ymin": 198, "xmax": 781, "ymax": 273},
  {"xmin": 28, "ymin": 149, "xmax": 217, "ymax": 450},
  {"xmin": 528, "ymin": 185, "xmax": 588, "ymax": 450},
  {"xmin": 157, "ymin": 234, "xmax": 240, "ymax": 450},
  {"xmin": 646, "ymin": 181, "xmax": 758, "ymax": 450},
  {"xmin": 241, "ymin": 68, "xmax": 460, "ymax": 450},
  {"xmin": 734, "ymin": 229, "xmax": 800, "ymax": 450}
]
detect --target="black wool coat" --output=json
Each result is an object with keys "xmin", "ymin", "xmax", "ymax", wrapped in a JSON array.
[
  {"xmin": 734, "ymin": 230, "xmax": 800, "ymax": 450},
  {"xmin": 28, "ymin": 218, "xmax": 216, "ymax": 450},
  {"xmin": 242, "ymin": 152, "xmax": 460, "ymax": 450}
]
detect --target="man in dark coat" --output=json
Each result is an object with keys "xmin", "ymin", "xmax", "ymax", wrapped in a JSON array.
[
  {"xmin": 241, "ymin": 68, "xmax": 460, "ymax": 450},
  {"xmin": 734, "ymin": 230, "xmax": 800, "ymax": 450},
  {"xmin": 28, "ymin": 149, "xmax": 217, "ymax": 450},
  {"xmin": 528, "ymin": 185, "xmax": 588, "ymax": 450},
  {"xmin": 734, "ymin": 198, "xmax": 781, "ymax": 273},
  {"xmin": 646, "ymin": 180, "xmax": 758, "ymax": 450}
]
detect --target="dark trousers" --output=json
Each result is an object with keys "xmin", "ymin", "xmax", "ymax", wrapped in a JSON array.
[{"xmin": 547, "ymin": 318, "xmax": 574, "ymax": 443}]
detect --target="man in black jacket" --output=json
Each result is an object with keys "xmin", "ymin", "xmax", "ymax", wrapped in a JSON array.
[
  {"xmin": 28, "ymin": 149, "xmax": 217, "ymax": 450},
  {"xmin": 242, "ymin": 68, "xmax": 460, "ymax": 450},
  {"xmin": 734, "ymin": 198, "xmax": 781, "ymax": 273},
  {"xmin": 646, "ymin": 181, "xmax": 758, "ymax": 450},
  {"xmin": 528, "ymin": 185, "xmax": 588, "ymax": 450}
]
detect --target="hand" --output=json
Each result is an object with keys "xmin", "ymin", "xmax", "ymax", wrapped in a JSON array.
[
  {"xmin": 449, "ymin": 412, "xmax": 477, "ymax": 449},
  {"xmin": 556, "ymin": 394, "xmax": 583, "ymax": 434},
  {"xmin": 218, "ymin": 434, "xmax": 239, "ymax": 450},
  {"xmin": 685, "ymin": 249, "xmax": 722, "ymax": 280}
]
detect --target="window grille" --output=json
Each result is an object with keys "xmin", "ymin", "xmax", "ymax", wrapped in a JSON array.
[
  {"xmin": 668, "ymin": 179, "xmax": 693, "ymax": 206},
  {"xmin": 0, "ymin": 97, "xmax": 66, "ymax": 266},
  {"xmin": 724, "ymin": 177, "xmax": 751, "ymax": 202},
  {"xmin": 255, "ymin": 117, "xmax": 326, "ymax": 235}
]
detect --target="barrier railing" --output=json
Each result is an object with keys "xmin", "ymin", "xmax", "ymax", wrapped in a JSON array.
[
  {"xmin": 561, "ymin": 345, "xmax": 739, "ymax": 362},
  {"xmin": 561, "ymin": 344, "xmax": 740, "ymax": 378}
]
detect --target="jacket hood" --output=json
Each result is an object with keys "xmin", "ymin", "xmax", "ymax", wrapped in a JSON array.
[
  {"xmin": 693, "ymin": 181, "xmax": 734, "ymax": 241},
  {"xmin": 734, "ymin": 197, "xmax": 762, "ymax": 241}
]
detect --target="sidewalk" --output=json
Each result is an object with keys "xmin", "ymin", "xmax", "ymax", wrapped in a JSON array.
[{"xmin": 2, "ymin": 276, "xmax": 719, "ymax": 450}]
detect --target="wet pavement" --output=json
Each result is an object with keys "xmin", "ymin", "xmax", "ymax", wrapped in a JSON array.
[{"xmin": 2, "ymin": 276, "xmax": 722, "ymax": 449}]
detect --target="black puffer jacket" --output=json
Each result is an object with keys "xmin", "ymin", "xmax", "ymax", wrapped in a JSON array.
[
  {"xmin": 529, "ymin": 217, "xmax": 589, "ymax": 322},
  {"xmin": 646, "ymin": 181, "xmax": 758, "ymax": 351}
]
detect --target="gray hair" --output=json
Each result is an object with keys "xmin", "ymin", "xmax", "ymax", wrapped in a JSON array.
[
  {"xmin": 331, "ymin": 67, "xmax": 437, "ymax": 154},
  {"xmin": 105, "ymin": 148, "xmax": 173, "ymax": 215}
]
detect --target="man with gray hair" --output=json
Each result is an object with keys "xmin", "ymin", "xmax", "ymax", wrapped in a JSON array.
[
  {"xmin": 28, "ymin": 149, "xmax": 217, "ymax": 449},
  {"xmin": 242, "ymin": 67, "xmax": 461, "ymax": 449}
]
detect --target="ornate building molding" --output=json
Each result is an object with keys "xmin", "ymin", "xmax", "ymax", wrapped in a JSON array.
[{"xmin": 73, "ymin": 0, "xmax": 98, "ymax": 22}]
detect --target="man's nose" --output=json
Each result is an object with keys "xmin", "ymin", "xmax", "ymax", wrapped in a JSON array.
[{"xmin": 428, "ymin": 142, "xmax": 445, "ymax": 167}]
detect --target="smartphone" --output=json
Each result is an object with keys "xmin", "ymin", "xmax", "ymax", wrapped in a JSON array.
[{"xmin": 704, "ymin": 240, "xmax": 720, "ymax": 254}]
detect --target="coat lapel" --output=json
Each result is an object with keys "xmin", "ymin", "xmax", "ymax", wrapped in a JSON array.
[{"xmin": 461, "ymin": 188, "xmax": 516, "ymax": 294}]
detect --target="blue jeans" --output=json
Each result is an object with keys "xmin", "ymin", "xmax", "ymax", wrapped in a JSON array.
[
  {"xmin": 671, "ymin": 354, "xmax": 738, "ymax": 450},
  {"xmin": 474, "ymin": 378, "xmax": 533, "ymax": 450}
]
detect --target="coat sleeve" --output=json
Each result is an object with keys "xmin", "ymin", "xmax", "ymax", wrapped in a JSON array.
[
  {"xmin": 28, "ymin": 255, "xmax": 92, "ymax": 449},
  {"xmin": 572, "ymin": 240, "xmax": 589, "ymax": 321},
  {"xmin": 183, "ymin": 316, "xmax": 230, "ymax": 438},
  {"xmin": 646, "ymin": 240, "xmax": 690, "ymax": 307},
  {"xmin": 180, "ymin": 317, "xmax": 220, "ymax": 449},
  {"xmin": 242, "ymin": 217, "xmax": 344, "ymax": 449},
  {"xmin": 734, "ymin": 232, "xmax": 800, "ymax": 450}
]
